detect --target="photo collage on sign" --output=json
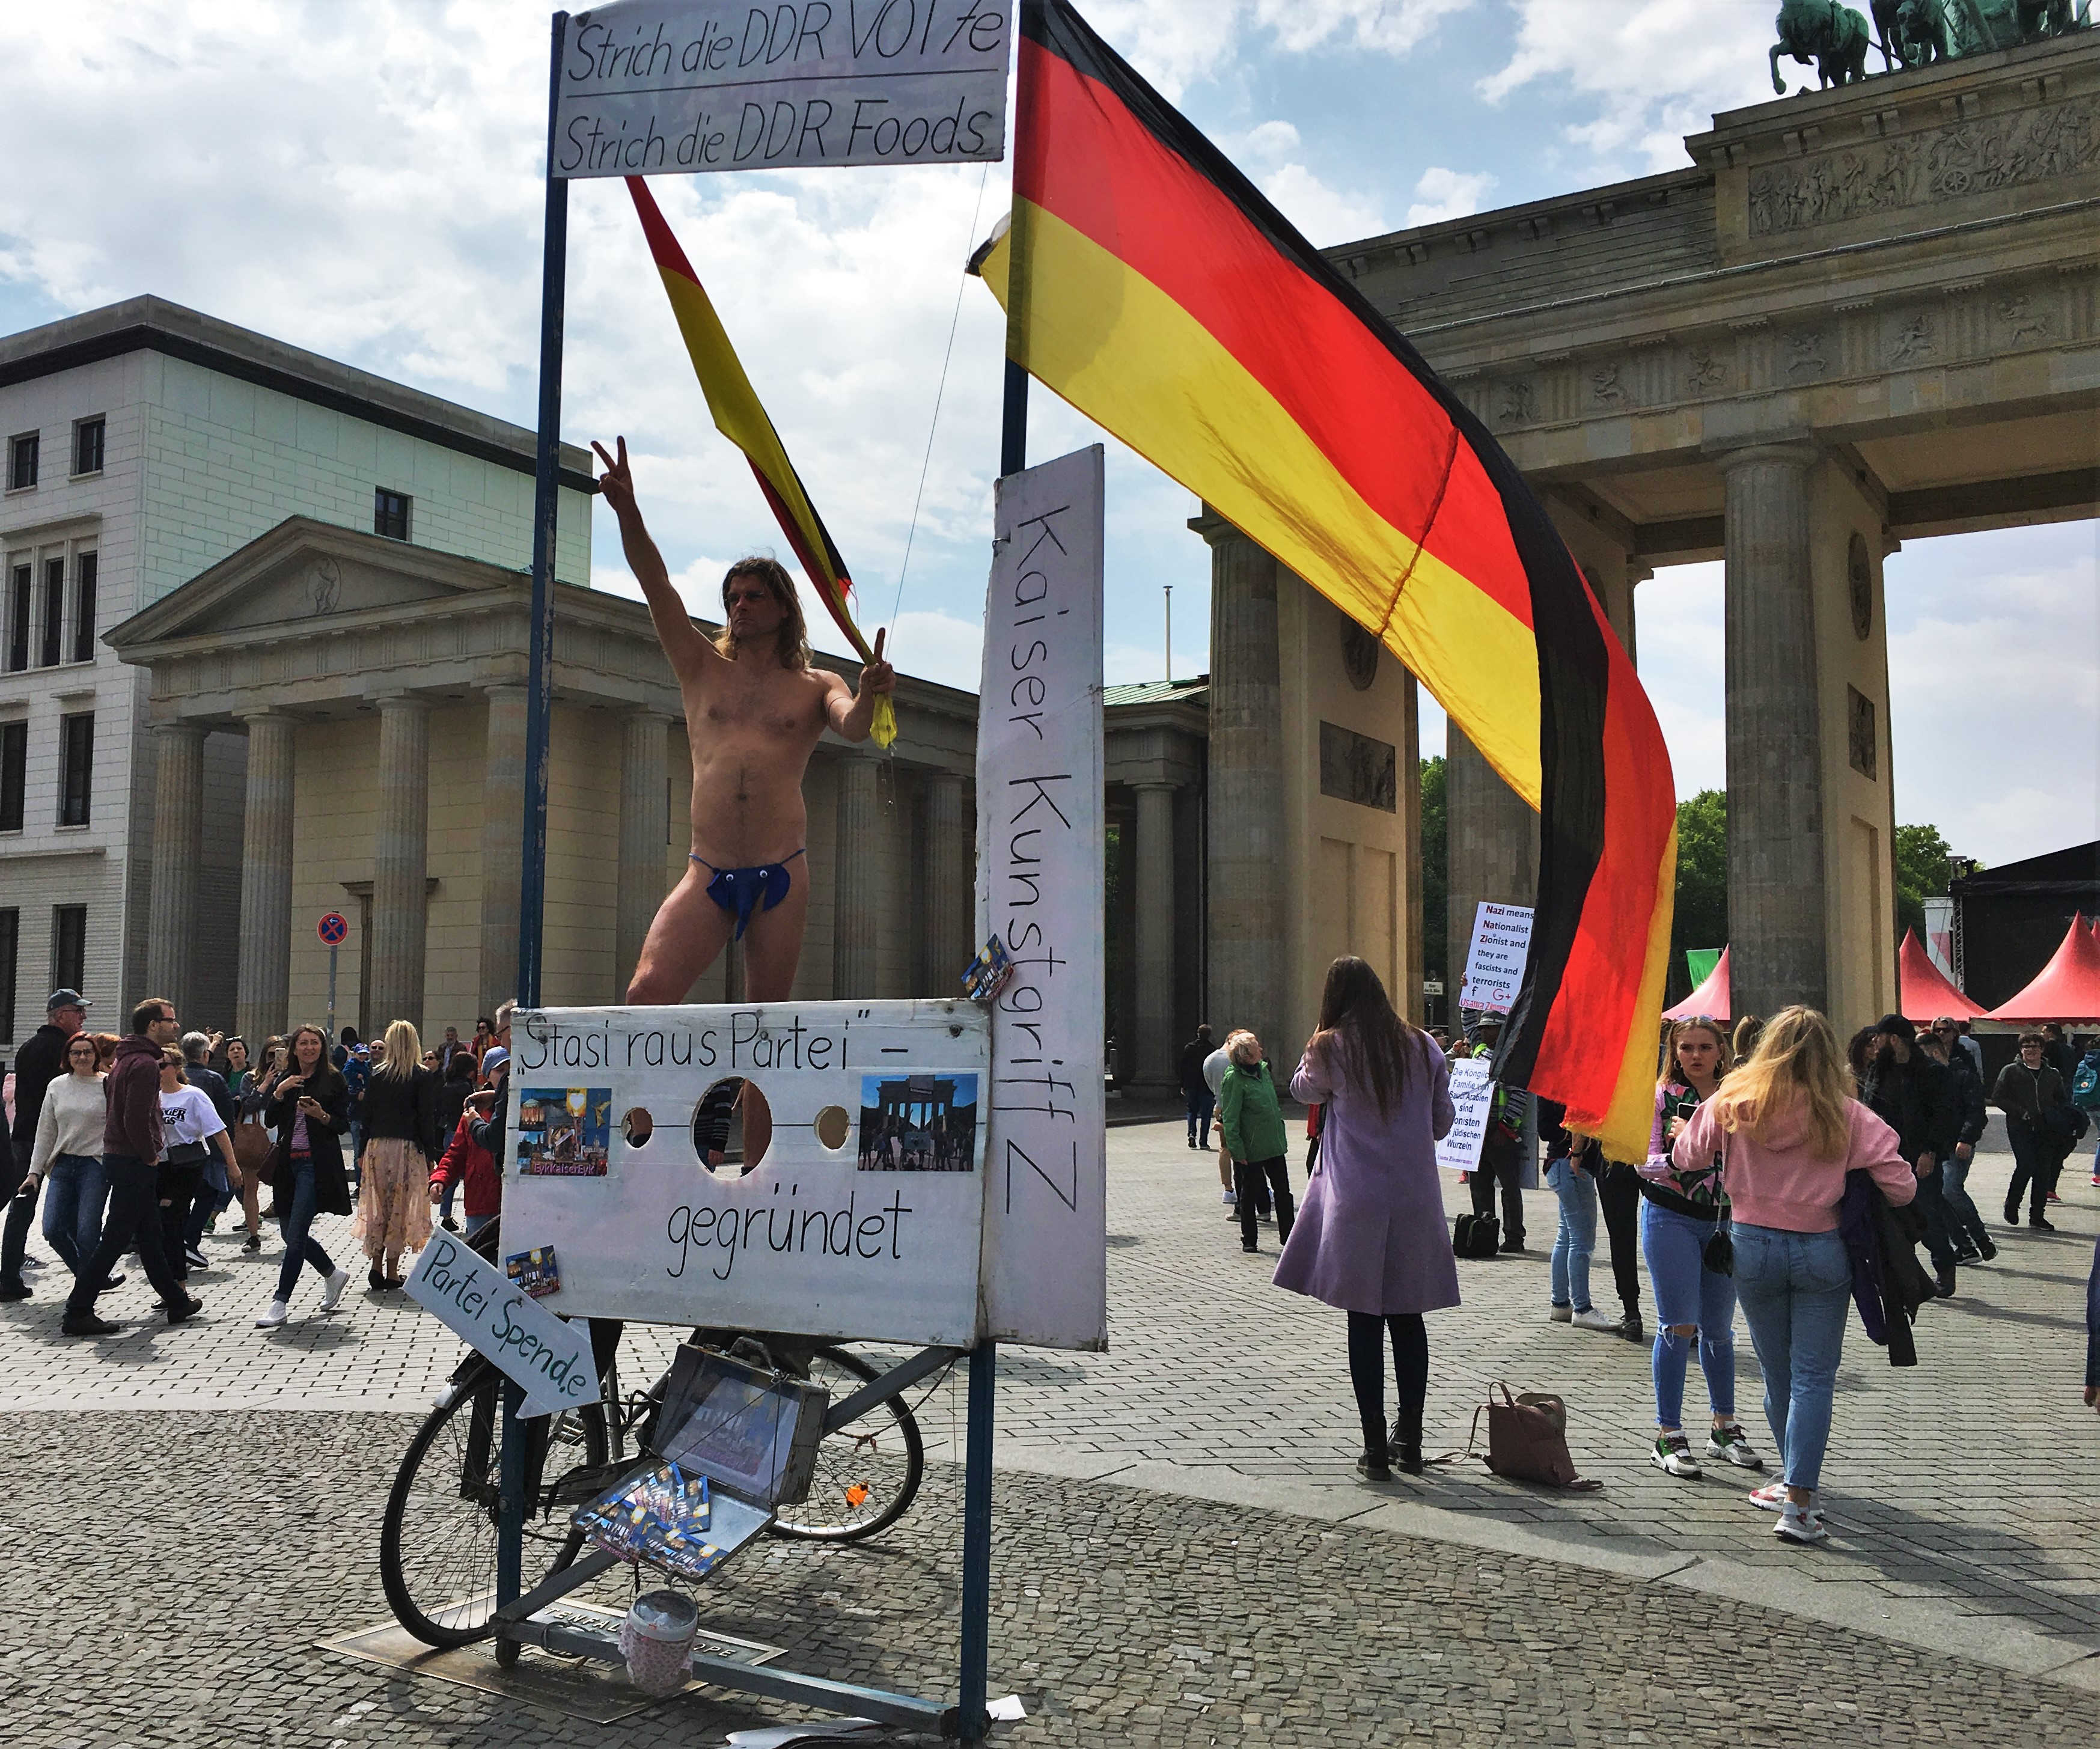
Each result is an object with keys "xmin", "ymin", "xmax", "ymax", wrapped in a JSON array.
[
  {"xmin": 856, "ymin": 1073, "xmax": 979, "ymax": 1173},
  {"xmin": 516, "ymin": 1087, "xmax": 612, "ymax": 1177}
]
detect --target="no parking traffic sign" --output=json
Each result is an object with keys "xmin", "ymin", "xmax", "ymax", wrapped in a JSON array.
[{"xmin": 318, "ymin": 912, "xmax": 349, "ymax": 946}]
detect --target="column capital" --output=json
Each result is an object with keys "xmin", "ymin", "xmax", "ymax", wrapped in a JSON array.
[{"xmin": 1708, "ymin": 438, "xmax": 1822, "ymax": 475}]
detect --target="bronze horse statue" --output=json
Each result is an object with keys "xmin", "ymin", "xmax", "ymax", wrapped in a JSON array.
[{"xmin": 1772, "ymin": 0, "xmax": 1874, "ymax": 92}]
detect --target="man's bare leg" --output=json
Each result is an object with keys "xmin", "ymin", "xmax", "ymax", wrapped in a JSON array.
[{"xmin": 627, "ymin": 864, "xmax": 737, "ymax": 1005}]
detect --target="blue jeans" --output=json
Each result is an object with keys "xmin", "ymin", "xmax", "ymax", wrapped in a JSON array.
[
  {"xmin": 1940, "ymin": 1152, "xmax": 1991, "ymax": 1250},
  {"xmin": 1186, "ymin": 1090, "xmax": 1215, "ymax": 1146},
  {"xmin": 1732, "ymin": 1222, "xmax": 1852, "ymax": 1492},
  {"xmin": 1546, "ymin": 1158, "xmax": 1598, "ymax": 1310},
  {"xmin": 1641, "ymin": 1199, "xmax": 1737, "ymax": 1426},
  {"xmin": 43, "ymin": 1153, "xmax": 109, "ymax": 1274},
  {"xmin": 275, "ymin": 1158, "xmax": 338, "ymax": 1304}
]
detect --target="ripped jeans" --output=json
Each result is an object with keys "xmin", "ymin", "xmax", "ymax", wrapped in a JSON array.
[{"xmin": 1640, "ymin": 1198, "xmax": 1737, "ymax": 1427}]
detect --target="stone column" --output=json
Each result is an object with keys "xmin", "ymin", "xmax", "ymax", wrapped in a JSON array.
[
  {"xmin": 235, "ymin": 712, "xmax": 295, "ymax": 1044},
  {"xmin": 617, "ymin": 710, "xmax": 671, "ymax": 996},
  {"xmin": 1132, "ymin": 780, "xmax": 1178, "ymax": 1088},
  {"xmin": 478, "ymin": 683, "xmax": 527, "ymax": 1021},
  {"xmin": 370, "ymin": 694, "xmax": 431, "ymax": 1033},
  {"xmin": 1195, "ymin": 512, "xmax": 1286, "ymax": 1051},
  {"xmin": 1720, "ymin": 443, "xmax": 1827, "ymax": 1019},
  {"xmin": 832, "ymin": 750, "xmax": 882, "ymax": 997},
  {"xmin": 146, "ymin": 721, "xmax": 207, "ymax": 1016},
  {"xmin": 1445, "ymin": 725, "xmax": 1537, "ymax": 1004},
  {"xmin": 925, "ymin": 771, "xmax": 970, "ymax": 994}
]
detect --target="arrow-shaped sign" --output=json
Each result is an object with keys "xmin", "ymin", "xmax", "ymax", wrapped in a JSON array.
[{"xmin": 405, "ymin": 1234, "xmax": 596, "ymax": 1419}]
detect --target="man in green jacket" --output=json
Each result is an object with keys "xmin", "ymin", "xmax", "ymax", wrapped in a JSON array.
[{"xmin": 1221, "ymin": 1030, "xmax": 1295, "ymax": 1254}]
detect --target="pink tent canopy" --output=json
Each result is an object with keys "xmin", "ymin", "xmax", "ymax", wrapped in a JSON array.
[
  {"xmin": 1896, "ymin": 928, "xmax": 1989, "ymax": 1021},
  {"xmin": 1663, "ymin": 946, "xmax": 1729, "ymax": 1022},
  {"xmin": 1987, "ymin": 914, "xmax": 2100, "ymax": 1023}
]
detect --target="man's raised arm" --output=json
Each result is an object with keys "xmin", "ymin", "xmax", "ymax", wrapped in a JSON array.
[{"xmin": 593, "ymin": 437, "xmax": 712, "ymax": 680}]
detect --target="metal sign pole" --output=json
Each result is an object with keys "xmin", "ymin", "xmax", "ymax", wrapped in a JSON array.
[{"xmin": 498, "ymin": 6, "xmax": 570, "ymax": 1661}]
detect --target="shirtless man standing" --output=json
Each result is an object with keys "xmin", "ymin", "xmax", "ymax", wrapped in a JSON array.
[{"xmin": 593, "ymin": 436, "xmax": 894, "ymax": 1007}]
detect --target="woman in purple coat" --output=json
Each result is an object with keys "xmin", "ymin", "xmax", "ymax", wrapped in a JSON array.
[{"xmin": 1275, "ymin": 956, "xmax": 1459, "ymax": 1479}]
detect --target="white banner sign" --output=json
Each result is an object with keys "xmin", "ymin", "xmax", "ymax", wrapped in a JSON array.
[
  {"xmin": 976, "ymin": 445, "xmax": 1108, "ymax": 1351},
  {"xmin": 406, "ymin": 1233, "xmax": 597, "ymax": 1418},
  {"xmin": 554, "ymin": 1, "xmax": 1012, "ymax": 178},
  {"xmin": 1434, "ymin": 1057, "xmax": 1494, "ymax": 1175},
  {"xmin": 1460, "ymin": 901, "xmax": 1535, "ymax": 1016},
  {"xmin": 499, "ymin": 1000, "xmax": 990, "ymax": 1347}
]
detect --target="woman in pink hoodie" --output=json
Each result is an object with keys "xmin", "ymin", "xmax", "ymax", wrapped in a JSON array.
[{"xmin": 1673, "ymin": 1006, "xmax": 1914, "ymax": 1545}]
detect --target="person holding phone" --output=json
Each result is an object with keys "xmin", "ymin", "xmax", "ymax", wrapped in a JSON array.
[{"xmin": 254, "ymin": 1025, "xmax": 352, "ymax": 1329}]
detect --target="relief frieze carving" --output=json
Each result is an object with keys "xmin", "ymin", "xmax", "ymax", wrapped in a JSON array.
[{"xmin": 1747, "ymin": 97, "xmax": 2099, "ymax": 235}]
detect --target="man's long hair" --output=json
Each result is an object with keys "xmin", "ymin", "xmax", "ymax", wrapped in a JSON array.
[
  {"xmin": 715, "ymin": 557, "xmax": 811, "ymax": 670},
  {"xmin": 1315, "ymin": 956, "xmax": 1418, "ymax": 1119}
]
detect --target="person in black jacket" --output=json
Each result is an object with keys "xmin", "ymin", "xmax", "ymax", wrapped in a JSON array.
[
  {"xmin": 254, "ymin": 1024, "xmax": 353, "ymax": 1329},
  {"xmin": 1920, "ymin": 1020, "xmax": 1996, "ymax": 1264},
  {"xmin": 353, "ymin": 1019, "xmax": 441, "ymax": 1290},
  {"xmin": 1861, "ymin": 1015, "xmax": 1962, "ymax": 1297}
]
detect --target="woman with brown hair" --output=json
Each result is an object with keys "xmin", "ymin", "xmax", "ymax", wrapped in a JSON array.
[
  {"xmin": 352, "ymin": 1018, "xmax": 439, "ymax": 1289},
  {"xmin": 1675, "ymin": 1006, "xmax": 1915, "ymax": 1543},
  {"xmin": 1275, "ymin": 956, "xmax": 1457, "ymax": 1479},
  {"xmin": 256, "ymin": 1025, "xmax": 353, "ymax": 1328}
]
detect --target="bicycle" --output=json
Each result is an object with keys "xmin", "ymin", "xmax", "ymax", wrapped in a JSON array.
[{"xmin": 380, "ymin": 1295, "xmax": 932, "ymax": 1647}]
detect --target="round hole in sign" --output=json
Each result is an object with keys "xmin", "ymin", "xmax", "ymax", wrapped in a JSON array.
[
  {"xmin": 691, "ymin": 1077, "xmax": 772, "ymax": 1179},
  {"xmin": 622, "ymin": 1108, "xmax": 655, "ymax": 1148},
  {"xmin": 813, "ymin": 1105, "xmax": 852, "ymax": 1151}
]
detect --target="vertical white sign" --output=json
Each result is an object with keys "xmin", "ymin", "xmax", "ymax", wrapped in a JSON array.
[
  {"xmin": 1460, "ymin": 901, "xmax": 1535, "ymax": 1016},
  {"xmin": 976, "ymin": 445, "xmax": 1107, "ymax": 1352}
]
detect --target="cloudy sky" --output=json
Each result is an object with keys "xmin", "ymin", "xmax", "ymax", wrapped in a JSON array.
[{"xmin": 3, "ymin": 1, "xmax": 2092, "ymax": 865}]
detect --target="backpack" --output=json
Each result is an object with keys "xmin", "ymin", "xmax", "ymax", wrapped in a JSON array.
[
  {"xmin": 1452, "ymin": 1212, "xmax": 1500, "ymax": 1259},
  {"xmin": 2072, "ymin": 1057, "xmax": 2100, "ymax": 1112}
]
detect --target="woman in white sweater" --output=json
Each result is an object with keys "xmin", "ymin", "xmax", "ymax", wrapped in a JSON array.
[{"xmin": 26, "ymin": 1032, "xmax": 114, "ymax": 1281}]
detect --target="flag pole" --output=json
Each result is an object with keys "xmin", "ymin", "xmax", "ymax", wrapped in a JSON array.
[{"xmin": 499, "ymin": 4, "xmax": 569, "ymax": 1670}]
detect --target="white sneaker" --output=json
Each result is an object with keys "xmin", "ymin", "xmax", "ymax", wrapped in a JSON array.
[
  {"xmin": 255, "ymin": 1299, "xmax": 290, "ymax": 1329},
  {"xmin": 1571, "ymin": 1307, "xmax": 1619, "ymax": 1332},
  {"xmin": 1774, "ymin": 1498, "xmax": 1828, "ymax": 1544},
  {"xmin": 1706, "ymin": 1422, "xmax": 1765, "ymax": 1469},
  {"xmin": 321, "ymin": 1268, "xmax": 351, "ymax": 1312},
  {"xmin": 1650, "ymin": 1431, "xmax": 1702, "ymax": 1479}
]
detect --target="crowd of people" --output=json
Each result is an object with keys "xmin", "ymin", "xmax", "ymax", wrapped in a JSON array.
[
  {"xmin": 0, "ymin": 988, "xmax": 518, "ymax": 1335},
  {"xmin": 1179, "ymin": 968, "xmax": 2100, "ymax": 1543}
]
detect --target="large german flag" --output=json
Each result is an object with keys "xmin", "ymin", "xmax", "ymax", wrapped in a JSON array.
[
  {"xmin": 974, "ymin": 0, "xmax": 1674, "ymax": 1157},
  {"xmin": 627, "ymin": 176, "xmax": 896, "ymax": 748}
]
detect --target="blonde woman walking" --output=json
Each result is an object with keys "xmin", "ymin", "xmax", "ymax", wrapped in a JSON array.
[{"xmin": 350, "ymin": 1019, "xmax": 439, "ymax": 1290}]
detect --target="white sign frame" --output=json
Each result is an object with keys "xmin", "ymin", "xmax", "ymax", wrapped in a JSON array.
[
  {"xmin": 499, "ymin": 999, "xmax": 990, "ymax": 1348},
  {"xmin": 1460, "ymin": 901, "xmax": 1535, "ymax": 1016},
  {"xmin": 553, "ymin": 1, "xmax": 1012, "ymax": 178},
  {"xmin": 975, "ymin": 446, "xmax": 1108, "ymax": 1352},
  {"xmin": 1434, "ymin": 1057, "xmax": 1493, "ymax": 1175}
]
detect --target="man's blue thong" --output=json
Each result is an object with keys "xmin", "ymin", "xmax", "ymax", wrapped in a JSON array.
[{"xmin": 691, "ymin": 848, "xmax": 805, "ymax": 940}]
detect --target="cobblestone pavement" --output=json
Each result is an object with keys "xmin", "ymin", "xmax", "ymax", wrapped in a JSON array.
[
  {"xmin": 2, "ymin": 1116, "xmax": 2097, "ymax": 1745},
  {"xmin": 5, "ymin": 1409, "xmax": 2100, "ymax": 1749}
]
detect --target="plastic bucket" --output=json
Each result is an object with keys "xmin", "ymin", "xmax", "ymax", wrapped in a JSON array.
[{"xmin": 618, "ymin": 1589, "xmax": 700, "ymax": 1696}]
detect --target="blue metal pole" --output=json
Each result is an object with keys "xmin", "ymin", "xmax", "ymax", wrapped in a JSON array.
[
  {"xmin": 957, "ymin": 1338, "xmax": 997, "ymax": 1742},
  {"xmin": 518, "ymin": 7, "xmax": 570, "ymax": 1014},
  {"xmin": 499, "ymin": 10, "xmax": 568, "ymax": 1664}
]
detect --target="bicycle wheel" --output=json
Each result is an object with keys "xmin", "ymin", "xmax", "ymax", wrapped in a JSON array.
[
  {"xmin": 380, "ymin": 1370, "xmax": 608, "ymax": 1646},
  {"xmin": 768, "ymin": 1345, "xmax": 926, "ymax": 1542}
]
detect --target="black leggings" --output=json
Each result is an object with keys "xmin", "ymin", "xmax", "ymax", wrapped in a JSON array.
[
  {"xmin": 1597, "ymin": 1160, "xmax": 1642, "ymax": 1319},
  {"xmin": 1346, "ymin": 1310, "xmax": 1428, "ymax": 1448}
]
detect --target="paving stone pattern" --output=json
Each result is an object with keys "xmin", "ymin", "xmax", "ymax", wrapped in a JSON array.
[{"xmin": 5, "ymin": 1409, "xmax": 2100, "ymax": 1749}]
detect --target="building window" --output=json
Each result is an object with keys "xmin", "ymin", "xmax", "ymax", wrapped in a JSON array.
[
  {"xmin": 58, "ymin": 712, "xmax": 92, "ymax": 826},
  {"xmin": 0, "ymin": 909, "xmax": 16, "ymax": 1045},
  {"xmin": 0, "ymin": 721, "xmax": 24, "ymax": 831},
  {"xmin": 38, "ymin": 557, "xmax": 63, "ymax": 668},
  {"xmin": 7, "ymin": 432, "xmax": 36, "ymax": 491},
  {"xmin": 5, "ymin": 566, "xmax": 26, "ymax": 671},
  {"xmin": 374, "ymin": 487, "xmax": 412, "ymax": 540},
  {"xmin": 72, "ymin": 552, "xmax": 96, "ymax": 663},
  {"xmin": 73, "ymin": 417, "xmax": 105, "ymax": 477},
  {"xmin": 50, "ymin": 904, "xmax": 85, "ymax": 995}
]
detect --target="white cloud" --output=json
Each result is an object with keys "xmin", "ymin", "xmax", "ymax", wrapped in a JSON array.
[{"xmin": 1405, "ymin": 166, "xmax": 1498, "ymax": 227}]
